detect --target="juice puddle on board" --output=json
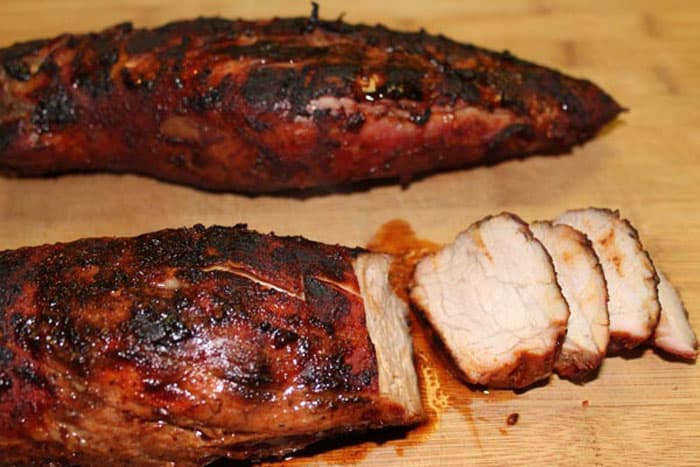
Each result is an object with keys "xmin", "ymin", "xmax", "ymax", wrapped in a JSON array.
[{"xmin": 260, "ymin": 220, "xmax": 514, "ymax": 466}]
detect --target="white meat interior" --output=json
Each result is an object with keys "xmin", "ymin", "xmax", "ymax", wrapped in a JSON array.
[
  {"xmin": 410, "ymin": 213, "xmax": 569, "ymax": 388},
  {"xmin": 354, "ymin": 253, "xmax": 422, "ymax": 417}
]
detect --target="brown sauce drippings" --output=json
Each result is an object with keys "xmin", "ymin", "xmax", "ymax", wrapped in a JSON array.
[{"xmin": 365, "ymin": 219, "xmax": 440, "ymax": 302}]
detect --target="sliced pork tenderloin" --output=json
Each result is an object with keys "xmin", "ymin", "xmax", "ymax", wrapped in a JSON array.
[
  {"xmin": 555, "ymin": 208, "xmax": 660, "ymax": 352},
  {"xmin": 410, "ymin": 213, "xmax": 570, "ymax": 389},
  {"xmin": 530, "ymin": 221, "xmax": 610, "ymax": 379},
  {"xmin": 653, "ymin": 270, "xmax": 698, "ymax": 360}
]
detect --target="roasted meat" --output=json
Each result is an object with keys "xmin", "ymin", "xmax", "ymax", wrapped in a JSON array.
[
  {"xmin": 0, "ymin": 8, "xmax": 623, "ymax": 192},
  {"xmin": 0, "ymin": 225, "xmax": 422, "ymax": 465},
  {"xmin": 555, "ymin": 208, "xmax": 660, "ymax": 352},
  {"xmin": 653, "ymin": 270, "xmax": 698, "ymax": 360},
  {"xmin": 410, "ymin": 213, "xmax": 570, "ymax": 389},
  {"xmin": 530, "ymin": 221, "xmax": 609, "ymax": 379}
]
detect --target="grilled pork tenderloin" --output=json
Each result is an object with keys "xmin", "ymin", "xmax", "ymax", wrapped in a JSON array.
[
  {"xmin": 0, "ymin": 9, "xmax": 623, "ymax": 192},
  {"xmin": 0, "ymin": 225, "xmax": 422, "ymax": 465},
  {"xmin": 410, "ymin": 213, "xmax": 570, "ymax": 389}
]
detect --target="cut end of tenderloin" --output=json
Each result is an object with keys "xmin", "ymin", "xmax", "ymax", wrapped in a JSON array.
[
  {"xmin": 555, "ymin": 208, "xmax": 659, "ymax": 352},
  {"xmin": 653, "ymin": 270, "xmax": 698, "ymax": 360},
  {"xmin": 354, "ymin": 253, "xmax": 423, "ymax": 420},
  {"xmin": 410, "ymin": 213, "xmax": 570, "ymax": 389},
  {"xmin": 530, "ymin": 221, "xmax": 610, "ymax": 379}
]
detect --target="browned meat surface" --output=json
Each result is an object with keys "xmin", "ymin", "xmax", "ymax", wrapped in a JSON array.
[
  {"xmin": 0, "ymin": 225, "xmax": 422, "ymax": 465},
  {"xmin": 0, "ymin": 8, "xmax": 623, "ymax": 192},
  {"xmin": 410, "ymin": 213, "xmax": 570, "ymax": 389}
]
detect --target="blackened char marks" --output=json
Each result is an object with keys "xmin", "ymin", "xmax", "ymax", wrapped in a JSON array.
[
  {"xmin": 201, "ymin": 226, "xmax": 358, "ymax": 294},
  {"xmin": 218, "ymin": 42, "xmax": 329, "ymax": 61},
  {"xmin": 14, "ymin": 363, "xmax": 46, "ymax": 388},
  {"xmin": 487, "ymin": 123, "xmax": 534, "ymax": 153},
  {"xmin": 31, "ymin": 86, "xmax": 76, "ymax": 132},
  {"xmin": 13, "ymin": 304, "xmax": 92, "ymax": 370},
  {"xmin": 0, "ymin": 347, "xmax": 14, "ymax": 364},
  {"xmin": 307, "ymin": 63, "xmax": 359, "ymax": 96},
  {"xmin": 299, "ymin": 352, "xmax": 355, "ymax": 392},
  {"xmin": 345, "ymin": 112, "xmax": 365, "ymax": 131},
  {"xmin": 0, "ymin": 347, "xmax": 14, "ymax": 390},
  {"xmin": 0, "ymin": 371, "xmax": 11, "ymax": 390},
  {"xmin": 380, "ymin": 67, "xmax": 424, "ymax": 101},
  {"xmin": 0, "ymin": 249, "xmax": 32, "ymax": 319},
  {"xmin": 183, "ymin": 78, "xmax": 231, "ymax": 112},
  {"xmin": 159, "ymin": 17, "xmax": 237, "ymax": 38},
  {"xmin": 242, "ymin": 62, "xmax": 360, "ymax": 117},
  {"xmin": 127, "ymin": 304, "xmax": 192, "ymax": 350},
  {"xmin": 437, "ymin": 68, "xmax": 480, "ymax": 105},
  {"xmin": 242, "ymin": 67, "xmax": 310, "ymax": 116},
  {"xmin": 134, "ymin": 227, "xmax": 206, "ymax": 269},
  {"xmin": 0, "ymin": 38, "xmax": 49, "ymax": 63},
  {"xmin": 125, "ymin": 29, "xmax": 170, "ymax": 55},
  {"xmin": 3, "ymin": 59, "xmax": 31, "ymax": 81},
  {"xmin": 304, "ymin": 276, "xmax": 351, "ymax": 335},
  {"xmin": 0, "ymin": 124, "xmax": 17, "ymax": 152}
]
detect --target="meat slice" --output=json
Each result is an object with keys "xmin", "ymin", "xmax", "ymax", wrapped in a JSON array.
[
  {"xmin": 653, "ymin": 270, "xmax": 698, "ymax": 360},
  {"xmin": 530, "ymin": 221, "xmax": 609, "ymax": 379},
  {"xmin": 0, "ymin": 10, "xmax": 622, "ymax": 192},
  {"xmin": 0, "ymin": 225, "xmax": 422, "ymax": 465},
  {"xmin": 410, "ymin": 213, "xmax": 570, "ymax": 389},
  {"xmin": 555, "ymin": 208, "xmax": 660, "ymax": 351}
]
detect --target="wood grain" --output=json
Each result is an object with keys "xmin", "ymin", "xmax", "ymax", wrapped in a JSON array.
[{"xmin": 1, "ymin": 1, "xmax": 699, "ymax": 465}]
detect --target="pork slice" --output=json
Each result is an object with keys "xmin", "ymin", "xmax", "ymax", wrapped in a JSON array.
[
  {"xmin": 354, "ymin": 253, "xmax": 423, "ymax": 417},
  {"xmin": 410, "ymin": 213, "xmax": 570, "ymax": 389},
  {"xmin": 653, "ymin": 270, "xmax": 698, "ymax": 360},
  {"xmin": 530, "ymin": 221, "xmax": 610, "ymax": 379},
  {"xmin": 555, "ymin": 208, "xmax": 660, "ymax": 351}
]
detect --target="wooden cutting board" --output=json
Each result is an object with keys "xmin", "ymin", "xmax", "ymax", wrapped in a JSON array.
[{"xmin": 1, "ymin": 1, "xmax": 698, "ymax": 465}]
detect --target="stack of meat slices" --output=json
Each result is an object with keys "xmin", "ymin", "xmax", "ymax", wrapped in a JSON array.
[{"xmin": 411, "ymin": 208, "xmax": 697, "ymax": 389}]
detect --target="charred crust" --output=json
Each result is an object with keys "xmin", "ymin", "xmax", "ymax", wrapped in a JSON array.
[
  {"xmin": 120, "ymin": 68, "xmax": 155, "ymax": 92},
  {"xmin": 0, "ymin": 38, "xmax": 49, "ymax": 62},
  {"xmin": 3, "ymin": 59, "xmax": 31, "ymax": 81},
  {"xmin": 437, "ymin": 68, "xmax": 480, "ymax": 105},
  {"xmin": 270, "ymin": 327, "xmax": 300, "ymax": 348},
  {"xmin": 409, "ymin": 107, "xmax": 431, "ymax": 125},
  {"xmin": 487, "ymin": 123, "xmax": 534, "ymax": 152},
  {"xmin": 128, "ymin": 305, "xmax": 192, "ymax": 350},
  {"xmin": 345, "ymin": 112, "xmax": 365, "ymax": 131},
  {"xmin": 0, "ymin": 370, "xmax": 12, "ymax": 390},
  {"xmin": 219, "ymin": 41, "xmax": 329, "ymax": 61},
  {"xmin": 299, "ymin": 352, "xmax": 355, "ymax": 392},
  {"xmin": 0, "ymin": 123, "xmax": 18, "ymax": 151},
  {"xmin": 31, "ymin": 86, "xmax": 76, "ymax": 132},
  {"xmin": 38, "ymin": 58, "xmax": 60, "ymax": 76},
  {"xmin": 244, "ymin": 114, "xmax": 271, "ymax": 132},
  {"xmin": 14, "ymin": 363, "xmax": 46, "ymax": 388},
  {"xmin": 125, "ymin": 29, "xmax": 169, "ymax": 55},
  {"xmin": 0, "ymin": 346, "xmax": 15, "ymax": 364},
  {"xmin": 304, "ymin": 276, "xmax": 351, "ymax": 331},
  {"xmin": 223, "ymin": 358, "xmax": 274, "ymax": 390},
  {"xmin": 183, "ymin": 78, "xmax": 231, "ymax": 112}
]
